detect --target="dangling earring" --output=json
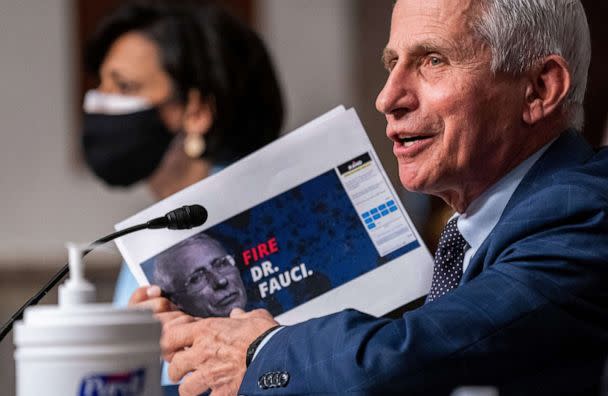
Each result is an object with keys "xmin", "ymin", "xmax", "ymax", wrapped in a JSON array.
[{"xmin": 184, "ymin": 134, "xmax": 206, "ymax": 158}]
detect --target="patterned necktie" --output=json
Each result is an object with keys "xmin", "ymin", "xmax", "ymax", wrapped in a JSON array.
[{"xmin": 426, "ymin": 217, "xmax": 470, "ymax": 303}]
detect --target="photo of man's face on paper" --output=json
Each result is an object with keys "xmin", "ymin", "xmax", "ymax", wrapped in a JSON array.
[{"xmin": 152, "ymin": 233, "xmax": 247, "ymax": 317}]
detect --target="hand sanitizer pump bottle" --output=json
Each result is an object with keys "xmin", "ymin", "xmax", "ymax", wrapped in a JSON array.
[{"xmin": 13, "ymin": 243, "xmax": 162, "ymax": 396}]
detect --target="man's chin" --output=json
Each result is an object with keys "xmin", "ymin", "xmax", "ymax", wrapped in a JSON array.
[
  {"xmin": 209, "ymin": 300, "xmax": 246, "ymax": 317},
  {"xmin": 399, "ymin": 172, "xmax": 429, "ymax": 193},
  {"xmin": 204, "ymin": 307, "xmax": 231, "ymax": 318}
]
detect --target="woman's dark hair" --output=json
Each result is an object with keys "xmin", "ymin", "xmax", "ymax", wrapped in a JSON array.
[{"xmin": 85, "ymin": 0, "xmax": 284, "ymax": 162}]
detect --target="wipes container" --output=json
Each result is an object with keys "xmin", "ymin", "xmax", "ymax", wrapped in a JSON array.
[{"xmin": 13, "ymin": 243, "xmax": 162, "ymax": 396}]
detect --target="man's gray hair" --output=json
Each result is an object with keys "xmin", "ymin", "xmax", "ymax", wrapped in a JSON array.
[{"xmin": 473, "ymin": 0, "xmax": 591, "ymax": 130}]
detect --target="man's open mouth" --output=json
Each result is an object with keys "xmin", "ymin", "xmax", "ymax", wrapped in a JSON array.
[{"xmin": 398, "ymin": 135, "xmax": 434, "ymax": 147}]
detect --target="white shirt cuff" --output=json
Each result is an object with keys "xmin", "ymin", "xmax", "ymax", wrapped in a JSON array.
[{"xmin": 251, "ymin": 326, "xmax": 284, "ymax": 362}]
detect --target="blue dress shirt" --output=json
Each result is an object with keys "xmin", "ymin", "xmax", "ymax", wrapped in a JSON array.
[{"xmin": 458, "ymin": 140, "xmax": 554, "ymax": 274}]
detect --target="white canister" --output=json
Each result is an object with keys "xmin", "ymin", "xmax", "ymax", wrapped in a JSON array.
[
  {"xmin": 14, "ymin": 304, "xmax": 162, "ymax": 396},
  {"xmin": 14, "ymin": 243, "xmax": 162, "ymax": 396}
]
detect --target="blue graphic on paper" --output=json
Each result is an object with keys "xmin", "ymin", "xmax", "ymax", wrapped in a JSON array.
[
  {"xmin": 360, "ymin": 199, "xmax": 399, "ymax": 230},
  {"xmin": 141, "ymin": 169, "xmax": 419, "ymax": 317}
]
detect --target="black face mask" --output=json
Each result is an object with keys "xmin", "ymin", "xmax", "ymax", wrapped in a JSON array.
[{"xmin": 82, "ymin": 108, "xmax": 174, "ymax": 187}]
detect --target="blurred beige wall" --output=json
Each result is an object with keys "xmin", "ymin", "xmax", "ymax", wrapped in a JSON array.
[
  {"xmin": 256, "ymin": 0, "xmax": 357, "ymax": 132},
  {"xmin": 0, "ymin": 0, "xmax": 155, "ymax": 269}
]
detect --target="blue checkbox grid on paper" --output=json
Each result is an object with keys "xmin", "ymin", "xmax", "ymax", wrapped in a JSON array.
[{"xmin": 361, "ymin": 200, "xmax": 398, "ymax": 230}]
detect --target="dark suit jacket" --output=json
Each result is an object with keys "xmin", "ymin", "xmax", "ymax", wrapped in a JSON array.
[{"xmin": 239, "ymin": 131, "xmax": 608, "ymax": 395}]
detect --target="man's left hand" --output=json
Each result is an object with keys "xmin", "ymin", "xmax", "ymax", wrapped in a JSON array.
[{"xmin": 161, "ymin": 308, "xmax": 278, "ymax": 396}]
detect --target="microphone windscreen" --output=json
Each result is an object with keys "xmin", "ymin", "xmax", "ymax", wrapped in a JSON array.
[
  {"xmin": 186, "ymin": 204, "xmax": 208, "ymax": 227},
  {"xmin": 166, "ymin": 205, "xmax": 208, "ymax": 230}
]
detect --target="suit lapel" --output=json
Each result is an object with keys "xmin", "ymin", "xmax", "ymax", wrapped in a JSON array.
[{"xmin": 461, "ymin": 130, "xmax": 595, "ymax": 282}]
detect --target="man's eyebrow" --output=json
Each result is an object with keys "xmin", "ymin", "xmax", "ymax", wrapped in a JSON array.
[
  {"xmin": 381, "ymin": 39, "xmax": 457, "ymax": 67},
  {"xmin": 410, "ymin": 39, "xmax": 455, "ymax": 56},
  {"xmin": 381, "ymin": 48, "xmax": 398, "ymax": 68},
  {"xmin": 188, "ymin": 266, "xmax": 207, "ymax": 277}
]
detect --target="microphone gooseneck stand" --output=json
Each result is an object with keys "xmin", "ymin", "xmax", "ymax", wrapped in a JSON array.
[{"xmin": 0, "ymin": 204, "xmax": 207, "ymax": 343}]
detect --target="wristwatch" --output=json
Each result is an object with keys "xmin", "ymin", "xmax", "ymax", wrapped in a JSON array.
[{"xmin": 245, "ymin": 325, "xmax": 281, "ymax": 367}]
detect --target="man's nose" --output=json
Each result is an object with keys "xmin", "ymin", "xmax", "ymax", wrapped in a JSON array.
[
  {"xmin": 208, "ymin": 272, "xmax": 228, "ymax": 289},
  {"xmin": 375, "ymin": 66, "xmax": 418, "ymax": 116}
]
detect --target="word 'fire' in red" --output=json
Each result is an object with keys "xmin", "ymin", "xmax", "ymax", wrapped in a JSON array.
[{"xmin": 242, "ymin": 237, "xmax": 279, "ymax": 266}]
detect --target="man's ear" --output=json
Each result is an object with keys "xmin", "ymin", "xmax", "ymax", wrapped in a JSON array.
[
  {"xmin": 183, "ymin": 89, "xmax": 214, "ymax": 136},
  {"xmin": 522, "ymin": 55, "xmax": 571, "ymax": 126}
]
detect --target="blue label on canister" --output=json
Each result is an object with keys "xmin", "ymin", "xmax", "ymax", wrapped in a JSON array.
[{"xmin": 78, "ymin": 367, "xmax": 146, "ymax": 396}]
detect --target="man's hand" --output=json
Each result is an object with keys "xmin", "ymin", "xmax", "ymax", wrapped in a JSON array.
[
  {"xmin": 129, "ymin": 285, "xmax": 176, "ymax": 313},
  {"xmin": 128, "ymin": 285, "xmax": 194, "ymax": 327},
  {"xmin": 161, "ymin": 308, "xmax": 278, "ymax": 396}
]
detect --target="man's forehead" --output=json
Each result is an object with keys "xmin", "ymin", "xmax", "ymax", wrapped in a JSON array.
[
  {"xmin": 386, "ymin": 0, "xmax": 483, "ymax": 58},
  {"xmin": 390, "ymin": 0, "xmax": 479, "ymax": 40},
  {"xmin": 179, "ymin": 242, "xmax": 223, "ymax": 263},
  {"xmin": 393, "ymin": 0, "xmax": 478, "ymax": 20}
]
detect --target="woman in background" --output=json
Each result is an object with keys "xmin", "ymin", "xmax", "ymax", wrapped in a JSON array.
[
  {"xmin": 81, "ymin": 0, "xmax": 284, "ymax": 304},
  {"xmin": 81, "ymin": 1, "xmax": 283, "ymax": 393}
]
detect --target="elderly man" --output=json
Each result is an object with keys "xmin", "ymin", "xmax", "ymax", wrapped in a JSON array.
[{"xmin": 131, "ymin": 0, "xmax": 608, "ymax": 394}]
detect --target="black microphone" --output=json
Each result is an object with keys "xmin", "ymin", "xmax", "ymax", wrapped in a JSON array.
[
  {"xmin": 146, "ymin": 204, "xmax": 208, "ymax": 230},
  {"xmin": 0, "ymin": 204, "xmax": 207, "ymax": 343}
]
